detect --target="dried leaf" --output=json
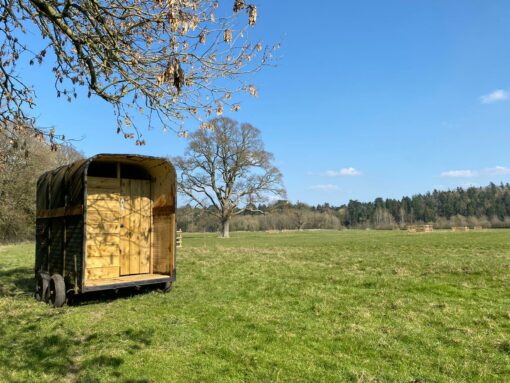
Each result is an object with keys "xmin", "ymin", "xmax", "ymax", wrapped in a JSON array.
[
  {"xmin": 158, "ymin": 58, "xmax": 185, "ymax": 92},
  {"xmin": 199, "ymin": 29, "xmax": 207, "ymax": 44},
  {"xmin": 224, "ymin": 29, "xmax": 232, "ymax": 43},
  {"xmin": 248, "ymin": 5, "xmax": 257, "ymax": 26},
  {"xmin": 233, "ymin": 0, "xmax": 246, "ymax": 13},
  {"xmin": 200, "ymin": 122, "xmax": 214, "ymax": 130}
]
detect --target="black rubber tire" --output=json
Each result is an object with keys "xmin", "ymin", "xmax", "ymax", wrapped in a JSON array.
[
  {"xmin": 49, "ymin": 274, "xmax": 66, "ymax": 307},
  {"xmin": 35, "ymin": 275, "xmax": 49, "ymax": 302},
  {"xmin": 162, "ymin": 282, "xmax": 173, "ymax": 293}
]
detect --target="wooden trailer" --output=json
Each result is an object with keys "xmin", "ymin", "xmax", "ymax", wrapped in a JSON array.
[{"xmin": 35, "ymin": 154, "xmax": 177, "ymax": 307}]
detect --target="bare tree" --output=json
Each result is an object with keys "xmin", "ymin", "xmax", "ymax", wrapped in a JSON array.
[
  {"xmin": 293, "ymin": 202, "xmax": 309, "ymax": 231},
  {"xmin": 0, "ymin": 0, "xmax": 275, "ymax": 145},
  {"xmin": 174, "ymin": 117, "xmax": 285, "ymax": 237}
]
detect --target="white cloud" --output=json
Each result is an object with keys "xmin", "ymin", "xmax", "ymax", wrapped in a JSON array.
[
  {"xmin": 441, "ymin": 170, "xmax": 478, "ymax": 178},
  {"xmin": 480, "ymin": 89, "xmax": 509, "ymax": 104},
  {"xmin": 321, "ymin": 167, "xmax": 361, "ymax": 177},
  {"xmin": 309, "ymin": 184, "xmax": 339, "ymax": 191},
  {"xmin": 485, "ymin": 166, "xmax": 510, "ymax": 176},
  {"xmin": 441, "ymin": 166, "xmax": 510, "ymax": 178}
]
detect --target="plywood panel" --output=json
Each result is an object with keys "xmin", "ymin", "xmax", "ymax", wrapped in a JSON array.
[
  {"xmin": 86, "ymin": 255, "xmax": 120, "ymax": 268},
  {"xmin": 86, "ymin": 223, "xmax": 119, "ymax": 234},
  {"xmin": 88, "ymin": 177, "xmax": 120, "ymax": 190},
  {"xmin": 87, "ymin": 199, "xmax": 120, "ymax": 211},
  {"xmin": 140, "ymin": 181, "xmax": 151, "ymax": 274},
  {"xmin": 129, "ymin": 180, "xmax": 141, "ymax": 274},
  {"xmin": 169, "ymin": 214, "xmax": 175, "ymax": 274},
  {"xmin": 120, "ymin": 179, "xmax": 131, "ymax": 275},
  {"xmin": 86, "ymin": 211, "xmax": 118, "ymax": 225},
  {"xmin": 153, "ymin": 215, "xmax": 171, "ymax": 274},
  {"xmin": 86, "ymin": 233, "xmax": 120, "ymax": 245},
  {"xmin": 86, "ymin": 176, "xmax": 121, "ymax": 282},
  {"xmin": 119, "ymin": 179, "xmax": 151, "ymax": 275},
  {"xmin": 86, "ymin": 244, "xmax": 120, "ymax": 258},
  {"xmin": 86, "ymin": 266, "xmax": 120, "ymax": 280},
  {"xmin": 84, "ymin": 273, "xmax": 169, "ymax": 287},
  {"xmin": 87, "ymin": 192, "xmax": 119, "ymax": 201}
]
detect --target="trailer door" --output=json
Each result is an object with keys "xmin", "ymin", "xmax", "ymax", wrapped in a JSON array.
[
  {"xmin": 120, "ymin": 179, "xmax": 151, "ymax": 275},
  {"xmin": 86, "ymin": 176, "xmax": 122, "ymax": 281}
]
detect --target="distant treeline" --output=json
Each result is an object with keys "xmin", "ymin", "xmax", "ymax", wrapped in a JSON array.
[
  {"xmin": 0, "ymin": 126, "xmax": 83, "ymax": 243},
  {"xmin": 177, "ymin": 183, "xmax": 510, "ymax": 232},
  {"xmin": 342, "ymin": 183, "xmax": 510, "ymax": 229}
]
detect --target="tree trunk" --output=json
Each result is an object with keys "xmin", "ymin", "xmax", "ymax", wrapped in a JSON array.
[{"xmin": 220, "ymin": 218, "xmax": 230, "ymax": 238}]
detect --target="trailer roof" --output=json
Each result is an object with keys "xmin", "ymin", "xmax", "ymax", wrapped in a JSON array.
[{"xmin": 37, "ymin": 153, "xmax": 175, "ymax": 211}]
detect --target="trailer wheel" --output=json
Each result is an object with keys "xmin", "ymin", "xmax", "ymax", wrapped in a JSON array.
[
  {"xmin": 49, "ymin": 274, "xmax": 66, "ymax": 307},
  {"xmin": 162, "ymin": 282, "xmax": 173, "ymax": 293},
  {"xmin": 35, "ymin": 275, "xmax": 48, "ymax": 302}
]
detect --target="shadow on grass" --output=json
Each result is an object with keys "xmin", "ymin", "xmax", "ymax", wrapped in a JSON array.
[
  {"xmin": 69, "ymin": 284, "xmax": 167, "ymax": 307},
  {"xmin": 0, "ymin": 266, "xmax": 34, "ymax": 297},
  {"xmin": 0, "ymin": 315, "xmax": 154, "ymax": 382},
  {"xmin": 0, "ymin": 263, "xmax": 166, "ymax": 304},
  {"xmin": 0, "ymin": 265, "xmax": 159, "ymax": 381}
]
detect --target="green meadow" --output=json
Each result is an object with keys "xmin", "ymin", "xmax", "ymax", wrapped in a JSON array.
[{"xmin": 0, "ymin": 230, "xmax": 509, "ymax": 382}]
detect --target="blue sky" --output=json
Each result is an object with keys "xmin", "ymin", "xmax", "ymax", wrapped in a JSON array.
[{"xmin": 18, "ymin": 1, "xmax": 510, "ymax": 205}]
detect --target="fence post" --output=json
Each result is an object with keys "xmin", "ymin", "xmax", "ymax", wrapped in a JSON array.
[{"xmin": 176, "ymin": 229, "xmax": 183, "ymax": 248}]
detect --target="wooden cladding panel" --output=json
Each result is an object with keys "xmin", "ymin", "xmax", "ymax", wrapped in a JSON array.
[
  {"xmin": 85, "ymin": 273, "xmax": 169, "ymax": 287},
  {"xmin": 36, "ymin": 205, "xmax": 83, "ymax": 219},
  {"xmin": 152, "ymin": 214, "xmax": 174, "ymax": 275},
  {"xmin": 85, "ymin": 175, "xmax": 155, "ymax": 283},
  {"xmin": 86, "ymin": 223, "xmax": 120, "ymax": 234},
  {"xmin": 119, "ymin": 179, "xmax": 128, "ymax": 275},
  {"xmin": 86, "ymin": 211, "xmax": 119, "ymax": 225},
  {"xmin": 86, "ymin": 255, "xmax": 120, "ymax": 268},
  {"xmin": 129, "ymin": 180, "xmax": 140, "ymax": 274},
  {"xmin": 120, "ymin": 179, "xmax": 151, "ymax": 276},
  {"xmin": 86, "ymin": 177, "xmax": 121, "ymax": 282},
  {"xmin": 86, "ymin": 244, "xmax": 120, "ymax": 258},
  {"xmin": 86, "ymin": 266, "xmax": 120, "ymax": 280},
  {"xmin": 87, "ymin": 198, "xmax": 119, "ymax": 211},
  {"xmin": 88, "ymin": 177, "xmax": 120, "ymax": 190},
  {"xmin": 139, "ymin": 181, "xmax": 151, "ymax": 274},
  {"xmin": 86, "ymin": 233, "xmax": 120, "ymax": 245},
  {"xmin": 87, "ymin": 192, "xmax": 119, "ymax": 201},
  {"xmin": 120, "ymin": 179, "xmax": 132, "ymax": 275}
]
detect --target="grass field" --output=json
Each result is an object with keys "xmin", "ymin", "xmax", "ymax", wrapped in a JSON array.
[{"xmin": 0, "ymin": 230, "xmax": 509, "ymax": 382}]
